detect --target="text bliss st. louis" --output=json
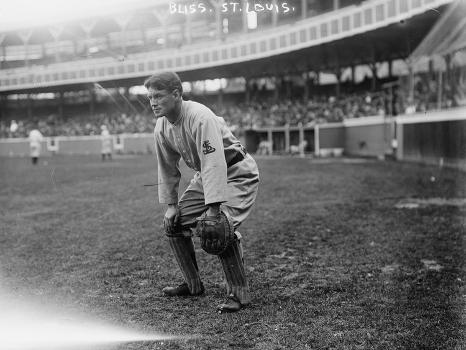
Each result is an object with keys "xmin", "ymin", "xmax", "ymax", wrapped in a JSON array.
[{"xmin": 169, "ymin": 1, "xmax": 295, "ymax": 15}]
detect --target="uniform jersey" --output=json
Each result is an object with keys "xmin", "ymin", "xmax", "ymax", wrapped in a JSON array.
[
  {"xmin": 154, "ymin": 100, "xmax": 247, "ymax": 205},
  {"xmin": 29, "ymin": 129, "xmax": 44, "ymax": 157},
  {"xmin": 101, "ymin": 129, "xmax": 112, "ymax": 154}
]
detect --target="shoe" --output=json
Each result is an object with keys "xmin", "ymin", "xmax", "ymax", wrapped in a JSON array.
[
  {"xmin": 217, "ymin": 295, "xmax": 243, "ymax": 313},
  {"xmin": 162, "ymin": 282, "xmax": 204, "ymax": 297}
]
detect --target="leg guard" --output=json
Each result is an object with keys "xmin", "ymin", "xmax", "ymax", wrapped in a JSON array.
[
  {"xmin": 168, "ymin": 236, "xmax": 203, "ymax": 295},
  {"xmin": 218, "ymin": 236, "xmax": 250, "ymax": 305}
]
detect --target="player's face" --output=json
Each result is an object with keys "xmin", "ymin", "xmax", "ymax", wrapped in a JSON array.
[{"xmin": 147, "ymin": 87, "xmax": 179, "ymax": 118}]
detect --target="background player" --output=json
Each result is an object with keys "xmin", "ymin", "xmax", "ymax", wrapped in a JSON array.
[
  {"xmin": 101, "ymin": 125, "xmax": 113, "ymax": 161},
  {"xmin": 28, "ymin": 124, "xmax": 44, "ymax": 165}
]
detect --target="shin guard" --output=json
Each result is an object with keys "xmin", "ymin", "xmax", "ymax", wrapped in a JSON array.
[
  {"xmin": 218, "ymin": 239, "xmax": 250, "ymax": 305},
  {"xmin": 168, "ymin": 236, "xmax": 203, "ymax": 294}
]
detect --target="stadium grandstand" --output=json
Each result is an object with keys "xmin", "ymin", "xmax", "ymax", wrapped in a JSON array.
[{"xmin": 0, "ymin": 0, "xmax": 465, "ymax": 166}]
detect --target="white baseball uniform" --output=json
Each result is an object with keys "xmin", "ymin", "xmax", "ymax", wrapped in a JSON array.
[
  {"xmin": 154, "ymin": 99, "xmax": 259, "ymax": 304},
  {"xmin": 29, "ymin": 129, "xmax": 44, "ymax": 158},
  {"xmin": 101, "ymin": 128, "xmax": 112, "ymax": 154},
  {"xmin": 154, "ymin": 99, "xmax": 259, "ymax": 229}
]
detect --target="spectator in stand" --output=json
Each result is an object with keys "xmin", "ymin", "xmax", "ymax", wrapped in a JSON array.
[
  {"xmin": 10, "ymin": 120, "xmax": 18, "ymax": 137},
  {"xmin": 0, "ymin": 89, "xmax": 406, "ymax": 139}
]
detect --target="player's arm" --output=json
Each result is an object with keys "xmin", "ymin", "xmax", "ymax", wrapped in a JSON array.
[
  {"xmin": 194, "ymin": 115, "xmax": 228, "ymax": 207},
  {"xmin": 154, "ymin": 130, "xmax": 181, "ymax": 205},
  {"xmin": 154, "ymin": 131, "xmax": 182, "ymax": 234}
]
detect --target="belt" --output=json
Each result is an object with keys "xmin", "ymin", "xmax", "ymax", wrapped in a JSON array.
[{"xmin": 227, "ymin": 148, "xmax": 247, "ymax": 168}]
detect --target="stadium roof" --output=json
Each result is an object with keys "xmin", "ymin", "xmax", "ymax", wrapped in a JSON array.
[
  {"xmin": 0, "ymin": 0, "xmax": 452, "ymax": 94},
  {"xmin": 175, "ymin": 6, "xmax": 448, "ymax": 82},
  {"xmin": 410, "ymin": 0, "xmax": 466, "ymax": 59}
]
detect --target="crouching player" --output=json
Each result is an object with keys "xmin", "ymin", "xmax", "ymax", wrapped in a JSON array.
[{"xmin": 146, "ymin": 72, "xmax": 259, "ymax": 313}]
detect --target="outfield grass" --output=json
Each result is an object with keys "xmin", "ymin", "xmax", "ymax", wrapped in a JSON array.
[{"xmin": 0, "ymin": 155, "xmax": 465, "ymax": 349}]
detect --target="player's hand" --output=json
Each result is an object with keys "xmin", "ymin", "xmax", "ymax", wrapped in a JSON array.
[
  {"xmin": 206, "ymin": 203, "xmax": 220, "ymax": 217},
  {"xmin": 163, "ymin": 205, "xmax": 179, "ymax": 235}
]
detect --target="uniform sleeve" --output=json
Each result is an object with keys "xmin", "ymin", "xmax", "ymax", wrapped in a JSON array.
[
  {"xmin": 194, "ymin": 116, "xmax": 228, "ymax": 205},
  {"xmin": 154, "ymin": 130, "xmax": 181, "ymax": 204}
]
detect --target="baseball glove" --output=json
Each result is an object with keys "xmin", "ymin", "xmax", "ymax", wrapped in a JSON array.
[{"xmin": 196, "ymin": 210, "xmax": 236, "ymax": 255}]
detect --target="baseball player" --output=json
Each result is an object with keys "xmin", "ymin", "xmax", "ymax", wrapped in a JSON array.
[
  {"xmin": 101, "ymin": 125, "xmax": 113, "ymax": 161},
  {"xmin": 28, "ymin": 126, "xmax": 44, "ymax": 165},
  {"xmin": 145, "ymin": 72, "xmax": 259, "ymax": 313}
]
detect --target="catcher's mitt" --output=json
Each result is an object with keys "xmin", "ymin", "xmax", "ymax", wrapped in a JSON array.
[{"xmin": 196, "ymin": 210, "xmax": 236, "ymax": 255}]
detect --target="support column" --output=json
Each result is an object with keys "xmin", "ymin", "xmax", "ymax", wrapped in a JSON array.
[
  {"xmin": 245, "ymin": 78, "xmax": 250, "ymax": 104},
  {"xmin": 314, "ymin": 124, "xmax": 320, "ymax": 156},
  {"xmin": 351, "ymin": 65, "xmax": 356, "ymax": 83},
  {"xmin": 58, "ymin": 91, "xmax": 64, "ymax": 119},
  {"xmin": 445, "ymin": 54, "xmax": 451, "ymax": 99},
  {"xmin": 18, "ymin": 30, "xmax": 32, "ymax": 67},
  {"xmin": 0, "ymin": 94, "xmax": 4, "ymax": 119},
  {"xmin": 81, "ymin": 20, "xmax": 96, "ymax": 57},
  {"xmin": 437, "ymin": 69, "xmax": 443, "ymax": 110},
  {"xmin": 218, "ymin": 87, "xmax": 223, "ymax": 107},
  {"xmin": 333, "ymin": 0, "xmax": 340, "ymax": 10},
  {"xmin": 27, "ymin": 94, "xmax": 33, "ymax": 119},
  {"xmin": 303, "ymin": 71, "xmax": 310, "ymax": 102},
  {"xmin": 105, "ymin": 34, "xmax": 112, "ymax": 54},
  {"xmin": 184, "ymin": 12, "xmax": 192, "ymax": 45},
  {"xmin": 153, "ymin": 9, "xmax": 169, "ymax": 48},
  {"xmin": 122, "ymin": 87, "xmax": 131, "ymax": 114},
  {"xmin": 72, "ymin": 39, "xmax": 78, "ymax": 57},
  {"xmin": 286, "ymin": 75, "xmax": 292, "ymax": 99},
  {"xmin": 274, "ymin": 75, "xmax": 281, "ymax": 101},
  {"xmin": 298, "ymin": 123, "xmax": 305, "ymax": 157},
  {"xmin": 285, "ymin": 124, "xmax": 290, "ymax": 153},
  {"xmin": 49, "ymin": 26, "xmax": 62, "ymax": 63},
  {"xmin": 210, "ymin": 0, "xmax": 224, "ymax": 40},
  {"xmin": 89, "ymin": 88, "xmax": 95, "ymax": 117},
  {"xmin": 386, "ymin": 84, "xmax": 393, "ymax": 116},
  {"xmin": 141, "ymin": 27, "xmax": 147, "ymax": 46},
  {"xmin": 267, "ymin": 129, "xmax": 273, "ymax": 154},
  {"xmin": 41, "ymin": 43, "xmax": 46, "ymax": 61},
  {"xmin": 272, "ymin": 0, "xmax": 278, "ymax": 26},
  {"xmin": 0, "ymin": 34, "xmax": 6, "ymax": 69},
  {"xmin": 242, "ymin": 0, "xmax": 248, "ymax": 33},
  {"xmin": 369, "ymin": 63, "xmax": 378, "ymax": 91},
  {"xmin": 407, "ymin": 59, "xmax": 414, "ymax": 102},
  {"xmin": 302, "ymin": 0, "xmax": 307, "ymax": 19},
  {"xmin": 115, "ymin": 15, "xmax": 131, "ymax": 57},
  {"xmin": 388, "ymin": 60, "xmax": 393, "ymax": 79},
  {"xmin": 334, "ymin": 68, "xmax": 342, "ymax": 97}
]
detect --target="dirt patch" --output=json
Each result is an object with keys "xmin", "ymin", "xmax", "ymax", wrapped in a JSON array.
[{"xmin": 395, "ymin": 197, "xmax": 466, "ymax": 209}]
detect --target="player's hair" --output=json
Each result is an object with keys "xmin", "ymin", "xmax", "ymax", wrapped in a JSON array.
[{"xmin": 144, "ymin": 71, "xmax": 183, "ymax": 94}]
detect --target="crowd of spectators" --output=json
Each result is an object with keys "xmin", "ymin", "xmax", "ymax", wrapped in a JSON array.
[
  {"xmin": 2, "ymin": 79, "xmax": 464, "ymax": 139},
  {"xmin": 0, "ymin": 112, "xmax": 157, "ymax": 138},
  {"xmin": 218, "ymin": 91, "xmax": 386, "ymax": 131}
]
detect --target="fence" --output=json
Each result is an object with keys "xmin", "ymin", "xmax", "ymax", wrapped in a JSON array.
[{"xmin": 1, "ymin": 107, "xmax": 465, "ymax": 170}]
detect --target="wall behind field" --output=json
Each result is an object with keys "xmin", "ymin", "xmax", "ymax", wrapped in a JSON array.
[
  {"xmin": 1, "ymin": 108, "xmax": 465, "ymax": 171},
  {"xmin": 396, "ymin": 108, "xmax": 466, "ymax": 170}
]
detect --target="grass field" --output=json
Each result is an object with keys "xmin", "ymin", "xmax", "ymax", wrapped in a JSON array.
[{"xmin": 1, "ymin": 154, "xmax": 465, "ymax": 350}]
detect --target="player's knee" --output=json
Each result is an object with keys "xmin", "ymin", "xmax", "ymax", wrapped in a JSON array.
[{"xmin": 165, "ymin": 227, "xmax": 194, "ymax": 238}]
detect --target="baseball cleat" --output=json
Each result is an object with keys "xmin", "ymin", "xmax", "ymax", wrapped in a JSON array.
[
  {"xmin": 217, "ymin": 295, "xmax": 243, "ymax": 313},
  {"xmin": 162, "ymin": 282, "xmax": 204, "ymax": 297}
]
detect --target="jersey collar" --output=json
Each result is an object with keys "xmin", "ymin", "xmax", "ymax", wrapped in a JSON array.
[{"xmin": 167, "ymin": 100, "xmax": 185, "ymax": 126}]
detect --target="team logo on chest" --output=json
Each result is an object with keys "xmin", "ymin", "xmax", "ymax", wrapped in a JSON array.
[{"xmin": 202, "ymin": 140, "xmax": 216, "ymax": 154}]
